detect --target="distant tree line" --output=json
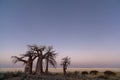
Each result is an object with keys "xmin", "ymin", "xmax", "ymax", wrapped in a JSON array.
[{"xmin": 11, "ymin": 45, "xmax": 70, "ymax": 75}]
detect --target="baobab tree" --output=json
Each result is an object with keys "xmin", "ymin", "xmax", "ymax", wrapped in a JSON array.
[
  {"xmin": 11, "ymin": 44, "xmax": 58, "ymax": 75},
  {"xmin": 11, "ymin": 50, "xmax": 37, "ymax": 74},
  {"xmin": 61, "ymin": 56, "xmax": 70, "ymax": 76},
  {"xmin": 11, "ymin": 45, "xmax": 37, "ymax": 74},
  {"xmin": 44, "ymin": 46, "xmax": 57, "ymax": 74},
  {"xmin": 21, "ymin": 50, "xmax": 37, "ymax": 74},
  {"xmin": 28, "ymin": 45, "xmax": 46, "ymax": 75}
]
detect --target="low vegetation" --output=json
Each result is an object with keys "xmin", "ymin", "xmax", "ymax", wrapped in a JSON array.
[
  {"xmin": 104, "ymin": 70, "xmax": 116, "ymax": 76},
  {"xmin": 81, "ymin": 71, "xmax": 88, "ymax": 76},
  {"xmin": 1, "ymin": 70, "xmax": 119, "ymax": 80},
  {"xmin": 0, "ymin": 71, "xmax": 25, "ymax": 80},
  {"xmin": 90, "ymin": 70, "xmax": 99, "ymax": 75}
]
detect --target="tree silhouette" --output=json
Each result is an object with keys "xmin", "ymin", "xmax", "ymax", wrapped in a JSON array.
[
  {"xmin": 21, "ymin": 50, "xmax": 37, "ymax": 74},
  {"xmin": 61, "ymin": 56, "xmax": 70, "ymax": 76},
  {"xmin": 27, "ymin": 45, "xmax": 46, "ymax": 75},
  {"xmin": 11, "ymin": 46, "xmax": 37, "ymax": 74},
  {"xmin": 44, "ymin": 46, "xmax": 57, "ymax": 74}
]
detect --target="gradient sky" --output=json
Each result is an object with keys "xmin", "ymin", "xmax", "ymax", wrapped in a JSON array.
[{"xmin": 0, "ymin": 0, "xmax": 120, "ymax": 68}]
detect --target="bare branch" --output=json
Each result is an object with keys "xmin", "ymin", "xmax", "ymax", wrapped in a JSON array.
[{"xmin": 11, "ymin": 56, "xmax": 27, "ymax": 64}]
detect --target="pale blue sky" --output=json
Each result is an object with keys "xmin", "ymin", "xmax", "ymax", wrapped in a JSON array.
[{"xmin": 0, "ymin": 0, "xmax": 120, "ymax": 68}]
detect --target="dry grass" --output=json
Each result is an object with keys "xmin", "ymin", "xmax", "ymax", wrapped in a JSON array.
[
  {"xmin": 0, "ymin": 69, "xmax": 120, "ymax": 80},
  {"xmin": 0, "ymin": 71, "xmax": 120, "ymax": 80}
]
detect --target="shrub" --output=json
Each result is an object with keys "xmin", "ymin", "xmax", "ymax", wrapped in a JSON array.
[
  {"xmin": 90, "ymin": 70, "xmax": 99, "ymax": 75},
  {"xmin": 104, "ymin": 71, "xmax": 116, "ymax": 76},
  {"xmin": 81, "ymin": 71, "xmax": 88, "ymax": 75}
]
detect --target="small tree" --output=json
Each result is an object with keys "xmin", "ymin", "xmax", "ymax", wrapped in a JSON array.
[{"xmin": 61, "ymin": 56, "xmax": 70, "ymax": 76}]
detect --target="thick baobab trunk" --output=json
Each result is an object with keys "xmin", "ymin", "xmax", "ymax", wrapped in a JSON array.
[
  {"xmin": 63, "ymin": 66, "xmax": 67, "ymax": 76},
  {"xmin": 63, "ymin": 63, "xmax": 67, "ymax": 76},
  {"xmin": 36, "ymin": 57, "xmax": 43, "ymax": 75},
  {"xmin": 29, "ymin": 60, "xmax": 33, "ymax": 74},
  {"xmin": 36, "ymin": 58, "xmax": 40, "ymax": 74},
  {"xmin": 45, "ymin": 59, "xmax": 49, "ymax": 74},
  {"xmin": 25, "ymin": 62, "xmax": 30, "ymax": 74},
  {"xmin": 24, "ymin": 58, "xmax": 33, "ymax": 74}
]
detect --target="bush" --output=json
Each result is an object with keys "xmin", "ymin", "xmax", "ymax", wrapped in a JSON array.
[
  {"xmin": 81, "ymin": 71, "xmax": 88, "ymax": 75},
  {"xmin": 90, "ymin": 70, "xmax": 99, "ymax": 75},
  {"xmin": 104, "ymin": 71, "xmax": 116, "ymax": 76}
]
